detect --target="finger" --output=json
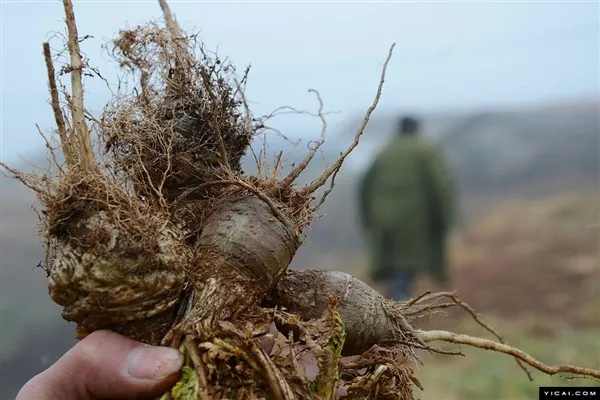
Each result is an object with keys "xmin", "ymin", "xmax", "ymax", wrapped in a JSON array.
[{"xmin": 16, "ymin": 330, "xmax": 183, "ymax": 400}]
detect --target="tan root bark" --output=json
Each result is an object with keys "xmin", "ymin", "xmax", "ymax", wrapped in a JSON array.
[
  {"xmin": 418, "ymin": 330, "xmax": 600, "ymax": 379},
  {"xmin": 63, "ymin": 0, "xmax": 95, "ymax": 170},
  {"xmin": 177, "ymin": 197, "xmax": 300, "ymax": 334},
  {"xmin": 267, "ymin": 270, "xmax": 600, "ymax": 381},
  {"xmin": 265, "ymin": 270, "xmax": 416, "ymax": 356},
  {"xmin": 42, "ymin": 42, "xmax": 74, "ymax": 166}
]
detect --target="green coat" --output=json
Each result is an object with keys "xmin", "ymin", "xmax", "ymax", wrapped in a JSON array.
[{"xmin": 358, "ymin": 134, "xmax": 455, "ymax": 282}]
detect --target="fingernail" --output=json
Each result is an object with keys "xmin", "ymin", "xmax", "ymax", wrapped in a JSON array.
[{"xmin": 127, "ymin": 344, "xmax": 183, "ymax": 380}]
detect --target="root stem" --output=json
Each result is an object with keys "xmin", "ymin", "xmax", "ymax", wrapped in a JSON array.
[
  {"xmin": 42, "ymin": 42, "xmax": 73, "ymax": 166},
  {"xmin": 413, "ymin": 291, "xmax": 533, "ymax": 380},
  {"xmin": 200, "ymin": 67, "xmax": 230, "ymax": 169},
  {"xmin": 302, "ymin": 43, "xmax": 395, "ymax": 201},
  {"xmin": 183, "ymin": 336, "xmax": 210, "ymax": 400},
  {"xmin": 158, "ymin": 0, "xmax": 183, "ymax": 39},
  {"xmin": 63, "ymin": 0, "xmax": 94, "ymax": 170},
  {"xmin": 278, "ymin": 89, "xmax": 327, "ymax": 189},
  {"xmin": 418, "ymin": 330, "xmax": 600, "ymax": 380}
]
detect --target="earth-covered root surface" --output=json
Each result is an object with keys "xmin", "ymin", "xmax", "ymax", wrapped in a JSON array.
[
  {"xmin": 102, "ymin": 22, "xmax": 256, "ymax": 202},
  {"xmin": 50, "ymin": 210, "xmax": 186, "ymax": 326},
  {"xmin": 39, "ymin": 173, "xmax": 421, "ymax": 399},
  {"xmin": 0, "ymin": 2, "xmax": 426, "ymax": 398},
  {"xmin": 20, "ymin": 170, "xmax": 190, "ymax": 343},
  {"xmin": 2, "ymin": 1, "xmax": 599, "ymax": 397},
  {"xmin": 264, "ymin": 270, "xmax": 420, "ymax": 357},
  {"xmin": 163, "ymin": 298, "xmax": 419, "ymax": 400},
  {"xmin": 178, "ymin": 196, "xmax": 301, "ymax": 328}
]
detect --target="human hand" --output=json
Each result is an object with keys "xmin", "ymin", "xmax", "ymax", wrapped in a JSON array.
[{"xmin": 16, "ymin": 330, "xmax": 183, "ymax": 400}]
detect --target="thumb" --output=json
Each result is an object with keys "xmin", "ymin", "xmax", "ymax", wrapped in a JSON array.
[{"xmin": 16, "ymin": 330, "xmax": 183, "ymax": 400}]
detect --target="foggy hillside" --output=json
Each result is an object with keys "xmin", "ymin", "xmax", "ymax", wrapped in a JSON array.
[
  {"xmin": 295, "ymin": 103, "xmax": 599, "ymax": 269},
  {"xmin": 1, "ymin": 102, "xmax": 598, "ymax": 399}
]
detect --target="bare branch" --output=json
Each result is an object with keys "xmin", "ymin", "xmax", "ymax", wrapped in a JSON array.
[
  {"xmin": 249, "ymin": 343, "xmax": 296, "ymax": 400},
  {"xmin": 379, "ymin": 337, "xmax": 464, "ymax": 357},
  {"xmin": 62, "ymin": 0, "xmax": 95, "ymax": 169},
  {"xmin": 407, "ymin": 291, "xmax": 431, "ymax": 307},
  {"xmin": 36, "ymin": 124, "xmax": 63, "ymax": 176},
  {"xmin": 301, "ymin": 43, "xmax": 396, "ymax": 199},
  {"xmin": 0, "ymin": 163, "xmax": 48, "ymax": 195},
  {"xmin": 200, "ymin": 67, "xmax": 230, "ymax": 169},
  {"xmin": 314, "ymin": 163, "xmax": 339, "ymax": 209},
  {"xmin": 158, "ymin": 0, "xmax": 183, "ymax": 39},
  {"xmin": 260, "ymin": 129, "xmax": 268, "ymax": 176},
  {"xmin": 219, "ymin": 322, "xmax": 296, "ymax": 400},
  {"xmin": 259, "ymin": 126, "xmax": 301, "ymax": 147},
  {"xmin": 271, "ymin": 151, "xmax": 284, "ymax": 179},
  {"xmin": 183, "ymin": 336, "xmax": 210, "ymax": 400},
  {"xmin": 413, "ymin": 291, "xmax": 533, "ymax": 380},
  {"xmin": 43, "ymin": 42, "xmax": 74, "ymax": 167},
  {"xmin": 249, "ymin": 143, "xmax": 262, "ymax": 178},
  {"xmin": 158, "ymin": 0, "xmax": 193, "ymax": 99},
  {"xmin": 404, "ymin": 302, "xmax": 455, "ymax": 317},
  {"xmin": 232, "ymin": 64, "xmax": 251, "ymax": 101},
  {"xmin": 278, "ymin": 89, "xmax": 327, "ymax": 189},
  {"xmin": 418, "ymin": 330, "xmax": 600, "ymax": 380}
]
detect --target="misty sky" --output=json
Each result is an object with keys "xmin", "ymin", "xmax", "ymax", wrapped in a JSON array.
[{"xmin": 1, "ymin": 0, "xmax": 598, "ymax": 163}]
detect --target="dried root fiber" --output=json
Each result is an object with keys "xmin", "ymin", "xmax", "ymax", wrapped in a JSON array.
[{"xmin": 2, "ymin": 1, "xmax": 599, "ymax": 399}]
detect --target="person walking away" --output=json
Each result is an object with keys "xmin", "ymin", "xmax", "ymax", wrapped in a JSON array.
[{"xmin": 358, "ymin": 116, "xmax": 456, "ymax": 300}]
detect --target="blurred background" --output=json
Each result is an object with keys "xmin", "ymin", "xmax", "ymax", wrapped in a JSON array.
[{"xmin": 1, "ymin": 1, "xmax": 598, "ymax": 399}]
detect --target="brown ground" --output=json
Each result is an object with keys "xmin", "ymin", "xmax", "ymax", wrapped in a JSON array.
[
  {"xmin": 414, "ymin": 192, "xmax": 600, "ymax": 333},
  {"xmin": 352, "ymin": 192, "xmax": 600, "ymax": 335},
  {"xmin": 345, "ymin": 192, "xmax": 600, "ymax": 399}
]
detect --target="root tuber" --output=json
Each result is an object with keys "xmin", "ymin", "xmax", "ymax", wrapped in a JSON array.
[
  {"xmin": 264, "ymin": 270, "xmax": 416, "ymax": 356},
  {"xmin": 182, "ymin": 197, "xmax": 300, "ymax": 329}
]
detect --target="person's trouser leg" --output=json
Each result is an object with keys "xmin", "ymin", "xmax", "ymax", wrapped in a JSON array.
[{"xmin": 389, "ymin": 270, "xmax": 415, "ymax": 301}]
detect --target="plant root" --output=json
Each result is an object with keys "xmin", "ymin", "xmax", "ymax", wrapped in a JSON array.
[
  {"xmin": 3, "ymin": 1, "xmax": 599, "ymax": 399},
  {"xmin": 418, "ymin": 330, "xmax": 600, "ymax": 380},
  {"xmin": 409, "ymin": 291, "xmax": 533, "ymax": 380}
]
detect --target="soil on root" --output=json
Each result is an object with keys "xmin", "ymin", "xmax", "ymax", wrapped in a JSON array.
[{"xmin": 166, "ymin": 299, "xmax": 417, "ymax": 400}]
